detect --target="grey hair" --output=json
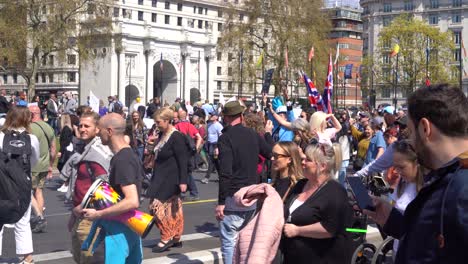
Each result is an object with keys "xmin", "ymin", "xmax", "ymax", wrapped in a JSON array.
[
  {"xmin": 291, "ymin": 118, "xmax": 310, "ymax": 132},
  {"xmin": 304, "ymin": 143, "xmax": 338, "ymax": 178}
]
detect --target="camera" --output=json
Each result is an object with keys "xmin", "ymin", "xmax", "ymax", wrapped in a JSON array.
[{"xmin": 362, "ymin": 173, "xmax": 393, "ymax": 197}]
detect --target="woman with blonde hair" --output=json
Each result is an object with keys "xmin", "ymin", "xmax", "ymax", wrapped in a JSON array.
[
  {"xmin": 270, "ymin": 141, "xmax": 303, "ymax": 200},
  {"xmin": 290, "ymin": 118, "xmax": 318, "ymax": 151},
  {"xmin": 281, "ymin": 143, "xmax": 353, "ymax": 263},
  {"xmin": 309, "ymin": 111, "xmax": 342, "ymax": 146},
  {"xmin": 147, "ymin": 107, "xmax": 189, "ymax": 252}
]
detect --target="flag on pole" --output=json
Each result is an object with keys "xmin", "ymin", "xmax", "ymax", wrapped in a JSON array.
[
  {"xmin": 160, "ymin": 53, "xmax": 163, "ymax": 72},
  {"xmin": 303, "ymin": 72, "xmax": 323, "ymax": 110},
  {"xmin": 256, "ymin": 50, "xmax": 264, "ymax": 68},
  {"xmin": 390, "ymin": 44, "xmax": 400, "ymax": 57},
  {"xmin": 425, "ymin": 77, "xmax": 431, "ymax": 87},
  {"xmin": 308, "ymin": 46, "xmax": 315, "ymax": 62},
  {"xmin": 323, "ymin": 53, "xmax": 333, "ymax": 114},
  {"xmin": 284, "ymin": 46, "xmax": 289, "ymax": 69},
  {"xmin": 334, "ymin": 44, "xmax": 340, "ymax": 65}
]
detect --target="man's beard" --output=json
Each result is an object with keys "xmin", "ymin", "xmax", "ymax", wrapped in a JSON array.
[{"xmin": 414, "ymin": 131, "xmax": 433, "ymax": 169}]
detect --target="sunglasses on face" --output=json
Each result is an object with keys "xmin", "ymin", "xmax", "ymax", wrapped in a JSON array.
[{"xmin": 272, "ymin": 153, "xmax": 289, "ymax": 160}]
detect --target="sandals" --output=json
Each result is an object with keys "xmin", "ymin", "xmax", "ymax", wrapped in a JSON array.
[{"xmin": 152, "ymin": 239, "xmax": 175, "ymax": 253}]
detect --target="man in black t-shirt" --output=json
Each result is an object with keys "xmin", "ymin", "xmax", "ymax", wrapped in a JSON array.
[{"xmin": 82, "ymin": 113, "xmax": 143, "ymax": 263}]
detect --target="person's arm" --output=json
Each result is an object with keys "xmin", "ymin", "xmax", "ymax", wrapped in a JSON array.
[
  {"xmin": 284, "ymin": 222, "xmax": 332, "ymax": 239},
  {"xmin": 30, "ymin": 134, "xmax": 40, "ymax": 167},
  {"xmin": 354, "ymin": 143, "xmax": 395, "ymax": 177},
  {"xmin": 327, "ymin": 114, "xmax": 342, "ymax": 132},
  {"xmin": 83, "ymin": 183, "xmax": 139, "ymax": 220},
  {"xmin": 258, "ymin": 133, "xmax": 272, "ymax": 160},
  {"xmin": 350, "ymin": 125, "xmax": 363, "ymax": 141},
  {"xmin": 375, "ymin": 131, "xmax": 386, "ymax": 160},
  {"xmin": 194, "ymin": 133, "xmax": 203, "ymax": 151},
  {"xmin": 48, "ymin": 136, "xmax": 57, "ymax": 179},
  {"xmin": 173, "ymin": 134, "xmax": 189, "ymax": 186},
  {"xmin": 217, "ymin": 135, "xmax": 232, "ymax": 206},
  {"xmin": 269, "ymin": 105, "xmax": 292, "ymax": 130}
]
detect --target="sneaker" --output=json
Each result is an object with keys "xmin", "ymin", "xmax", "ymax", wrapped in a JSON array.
[
  {"xmin": 200, "ymin": 178, "xmax": 209, "ymax": 184},
  {"xmin": 57, "ymin": 185, "xmax": 68, "ymax": 193}
]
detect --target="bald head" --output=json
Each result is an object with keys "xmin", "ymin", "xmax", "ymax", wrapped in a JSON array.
[
  {"xmin": 100, "ymin": 113, "xmax": 126, "ymax": 135},
  {"xmin": 28, "ymin": 104, "xmax": 41, "ymax": 121},
  {"xmin": 178, "ymin": 108, "xmax": 187, "ymax": 120}
]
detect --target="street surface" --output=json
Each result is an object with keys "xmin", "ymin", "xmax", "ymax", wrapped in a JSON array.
[{"xmin": 0, "ymin": 170, "xmax": 384, "ymax": 264}]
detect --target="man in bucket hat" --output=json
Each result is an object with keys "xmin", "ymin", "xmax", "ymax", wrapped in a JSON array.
[{"xmin": 215, "ymin": 101, "xmax": 271, "ymax": 264}]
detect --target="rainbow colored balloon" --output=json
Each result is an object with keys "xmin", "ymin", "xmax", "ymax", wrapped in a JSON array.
[{"xmin": 81, "ymin": 179, "xmax": 155, "ymax": 238}]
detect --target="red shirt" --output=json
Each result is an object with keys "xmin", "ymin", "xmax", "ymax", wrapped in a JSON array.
[
  {"xmin": 73, "ymin": 161, "xmax": 107, "ymax": 207},
  {"xmin": 175, "ymin": 121, "xmax": 199, "ymax": 139}
]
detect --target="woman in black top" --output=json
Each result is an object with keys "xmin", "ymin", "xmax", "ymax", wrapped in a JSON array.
[
  {"xmin": 282, "ymin": 143, "xmax": 354, "ymax": 264},
  {"xmin": 270, "ymin": 141, "xmax": 303, "ymax": 200},
  {"xmin": 146, "ymin": 107, "xmax": 189, "ymax": 253}
]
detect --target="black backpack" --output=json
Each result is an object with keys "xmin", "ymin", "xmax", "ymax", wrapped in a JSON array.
[
  {"xmin": 184, "ymin": 133, "xmax": 197, "ymax": 173},
  {"xmin": 0, "ymin": 130, "xmax": 32, "ymax": 225}
]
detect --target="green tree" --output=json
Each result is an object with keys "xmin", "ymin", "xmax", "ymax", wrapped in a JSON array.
[
  {"xmin": 0, "ymin": 0, "xmax": 113, "ymax": 100},
  {"xmin": 368, "ymin": 15, "xmax": 456, "ymax": 96},
  {"xmin": 218, "ymin": 0, "xmax": 331, "ymax": 96}
]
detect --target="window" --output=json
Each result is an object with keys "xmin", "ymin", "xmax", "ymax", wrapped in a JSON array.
[
  {"xmin": 383, "ymin": 17, "xmax": 392, "ymax": 26},
  {"xmin": 68, "ymin": 54, "xmax": 77, "ymax": 65},
  {"xmin": 177, "ymin": 17, "xmax": 182, "ymax": 26},
  {"xmin": 239, "ymin": 13, "xmax": 244, "ymax": 21},
  {"xmin": 165, "ymin": 15, "xmax": 170, "ymax": 24},
  {"xmin": 455, "ymin": 48, "xmax": 461, "ymax": 61},
  {"xmin": 228, "ymin": 81, "xmax": 233, "ymax": 90},
  {"xmin": 228, "ymin": 53, "xmax": 233, "ymax": 61},
  {"xmin": 454, "ymin": 31, "xmax": 461, "ymax": 45},
  {"xmin": 452, "ymin": 13, "xmax": 461, "ymax": 23},
  {"xmin": 42, "ymin": 5, "xmax": 47, "ymax": 14},
  {"xmin": 383, "ymin": 3, "xmax": 392, "ymax": 12},
  {"xmin": 68, "ymin": 72, "xmax": 76, "ymax": 82},
  {"xmin": 453, "ymin": 0, "xmax": 462, "ymax": 7},
  {"xmin": 13, "ymin": 74, "xmax": 17, "ymax": 84},
  {"xmin": 198, "ymin": 20, "xmax": 203, "ymax": 28},
  {"xmin": 228, "ymin": 67, "xmax": 232, "ymax": 76},
  {"xmin": 429, "ymin": 15, "xmax": 438, "ymax": 25},
  {"xmin": 382, "ymin": 54, "xmax": 390, "ymax": 64},
  {"xmin": 198, "ymin": 7, "xmax": 203, "ymax": 14},
  {"xmin": 188, "ymin": 19, "xmax": 194, "ymax": 28},
  {"xmin": 165, "ymin": 1, "xmax": 170, "ymax": 9},
  {"xmin": 41, "ymin": 73, "xmax": 46, "ymax": 83},
  {"xmin": 217, "ymin": 52, "xmax": 222, "ymax": 60},
  {"xmin": 217, "ymin": 67, "xmax": 222, "ymax": 75},
  {"xmin": 138, "ymin": 11, "xmax": 144, "ymax": 21},
  {"xmin": 138, "ymin": 0, "xmax": 143, "ymax": 5},
  {"xmin": 35, "ymin": 74, "xmax": 39, "ymax": 83},
  {"xmin": 49, "ymin": 55, "xmax": 54, "ymax": 66},
  {"xmin": 48, "ymin": 73, "xmax": 53, "ymax": 83},
  {"xmin": 218, "ymin": 10, "xmax": 223, "ymax": 17},
  {"xmin": 113, "ymin": 7, "xmax": 119, "ymax": 17},
  {"xmin": 123, "ymin": 9, "xmax": 131, "ymax": 19},
  {"xmin": 152, "ymin": 13, "xmax": 157, "ymax": 22},
  {"xmin": 2, "ymin": 75, "xmax": 6, "ymax": 84},
  {"xmin": 430, "ymin": 0, "xmax": 439, "ymax": 9},
  {"xmin": 152, "ymin": 0, "xmax": 157, "ymax": 7},
  {"xmin": 404, "ymin": 1, "xmax": 414, "ymax": 11},
  {"xmin": 217, "ymin": 81, "xmax": 222, "ymax": 90},
  {"xmin": 338, "ymin": 43, "xmax": 350, "ymax": 49},
  {"xmin": 42, "ymin": 56, "xmax": 47, "ymax": 66},
  {"xmin": 177, "ymin": 3, "xmax": 182, "ymax": 11},
  {"xmin": 205, "ymin": 8, "xmax": 208, "ymax": 15},
  {"xmin": 382, "ymin": 87, "xmax": 391, "ymax": 98},
  {"xmin": 205, "ymin": 21, "xmax": 209, "ymax": 29},
  {"xmin": 218, "ymin": 23, "xmax": 223, "ymax": 31}
]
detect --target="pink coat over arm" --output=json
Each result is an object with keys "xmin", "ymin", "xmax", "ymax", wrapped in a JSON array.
[{"xmin": 233, "ymin": 183, "xmax": 285, "ymax": 264}]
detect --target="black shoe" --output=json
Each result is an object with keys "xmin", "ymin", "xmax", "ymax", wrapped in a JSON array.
[
  {"xmin": 172, "ymin": 241, "xmax": 183, "ymax": 248},
  {"xmin": 152, "ymin": 239, "xmax": 174, "ymax": 253}
]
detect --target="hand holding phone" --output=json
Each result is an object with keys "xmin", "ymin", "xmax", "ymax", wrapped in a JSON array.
[{"xmin": 347, "ymin": 177, "xmax": 375, "ymax": 211}]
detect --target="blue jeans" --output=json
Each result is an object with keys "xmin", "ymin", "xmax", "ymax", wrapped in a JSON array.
[
  {"xmin": 219, "ymin": 210, "xmax": 255, "ymax": 264},
  {"xmin": 339, "ymin": 160, "xmax": 349, "ymax": 186},
  {"xmin": 187, "ymin": 173, "xmax": 199, "ymax": 197}
]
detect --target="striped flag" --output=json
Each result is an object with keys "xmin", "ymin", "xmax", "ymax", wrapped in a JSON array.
[
  {"xmin": 308, "ymin": 46, "xmax": 315, "ymax": 62},
  {"xmin": 303, "ymin": 72, "xmax": 323, "ymax": 110},
  {"xmin": 323, "ymin": 53, "xmax": 333, "ymax": 114}
]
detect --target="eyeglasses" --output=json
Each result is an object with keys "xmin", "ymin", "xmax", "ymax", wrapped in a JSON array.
[{"xmin": 272, "ymin": 153, "xmax": 289, "ymax": 160}]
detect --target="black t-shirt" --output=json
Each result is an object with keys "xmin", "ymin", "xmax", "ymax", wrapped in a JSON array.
[
  {"xmin": 109, "ymin": 147, "xmax": 143, "ymax": 197},
  {"xmin": 274, "ymin": 177, "xmax": 292, "ymax": 200},
  {"xmin": 282, "ymin": 179, "xmax": 354, "ymax": 264}
]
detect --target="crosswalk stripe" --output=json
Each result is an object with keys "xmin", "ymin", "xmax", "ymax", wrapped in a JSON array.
[{"xmin": 142, "ymin": 248, "xmax": 221, "ymax": 264}]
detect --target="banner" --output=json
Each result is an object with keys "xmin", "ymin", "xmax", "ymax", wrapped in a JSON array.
[
  {"xmin": 262, "ymin": 68, "xmax": 275, "ymax": 94},
  {"xmin": 89, "ymin": 91, "xmax": 99, "ymax": 113},
  {"xmin": 344, "ymin": 64, "xmax": 354, "ymax": 79}
]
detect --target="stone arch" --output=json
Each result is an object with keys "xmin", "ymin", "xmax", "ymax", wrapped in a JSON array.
[
  {"xmin": 125, "ymin": 84, "xmax": 139, "ymax": 107},
  {"xmin": 153, "ymin": 60, "xmax": 177, "ymax": 104}
]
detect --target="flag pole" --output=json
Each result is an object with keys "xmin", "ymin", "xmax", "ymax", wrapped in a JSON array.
[
  {"xmin": 426, "ymin": 36, "xmax": 430, "ymax": 86},
  {"xmin": 198, "ymin": 51, "xmax": 201, "ymax": 92},
  {"xmin": 460, "ymin": 33, "xmax": 463, "ymax": 90}
]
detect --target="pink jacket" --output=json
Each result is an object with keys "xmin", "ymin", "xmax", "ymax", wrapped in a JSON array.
[{"xmin": 233, "ymin": 183, "xmax": 284, "ymax": 264}]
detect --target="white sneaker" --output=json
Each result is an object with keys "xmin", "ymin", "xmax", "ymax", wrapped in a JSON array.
[{"xmin": 57, "ymin": 185, "xmax": 68, "ymax": 192}]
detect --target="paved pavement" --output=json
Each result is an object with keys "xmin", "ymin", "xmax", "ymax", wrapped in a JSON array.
[{"xmin": 0, "ymin": 170, "xmax": 387, "ymax": 264}]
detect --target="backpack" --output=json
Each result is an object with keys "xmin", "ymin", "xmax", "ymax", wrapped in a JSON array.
[
  {"xmin": 0, "ymin": 130, "xmax": 32, "ymax": 225},
  {"xmin": 184, "ymin": 133, "xmax": 197, "ymax": 173}
]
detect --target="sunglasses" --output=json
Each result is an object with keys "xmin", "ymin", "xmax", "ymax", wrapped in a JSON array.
[{"xmin": 272, "ymin": 153, "xmax": 289, "ymax": 160}]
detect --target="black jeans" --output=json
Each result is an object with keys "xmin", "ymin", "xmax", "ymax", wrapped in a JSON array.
[{"xmin": 204, "ymin": 143, "xmax": 220, "ymax": 179}]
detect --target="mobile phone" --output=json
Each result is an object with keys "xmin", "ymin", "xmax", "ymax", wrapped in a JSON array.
[{"xmin": 347, "ymin": 176, "xmax": 375, "ymax": 211}]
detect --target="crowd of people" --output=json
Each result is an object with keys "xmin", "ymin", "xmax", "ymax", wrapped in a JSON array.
[{"xmin": 0, "ymin": 83, "xmax": 467, "ymax": 264}]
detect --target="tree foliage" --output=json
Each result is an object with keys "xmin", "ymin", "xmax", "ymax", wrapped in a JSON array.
[
  {"xmin": 366, "ymin": 15, "xmax": 456, "ymax": 95},
  {"xmin": 218, "ymin": 0, "xmax": 331, "ymax": 96},
  {"xmin": 0, "ymin": 0, "xmax": 114, "ymax": 99}
]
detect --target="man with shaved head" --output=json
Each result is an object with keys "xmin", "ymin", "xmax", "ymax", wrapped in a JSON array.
[
  {"xmin": 28, "ymin": 103, "xmax": 56, "ymax": 233},
  {"xmin": 82, "ymin": 113, "xmax": 143, "ymax": 263}
]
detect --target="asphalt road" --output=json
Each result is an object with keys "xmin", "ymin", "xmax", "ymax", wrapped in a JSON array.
[{"xmin": 0, "ymin": 170, "xmax": 388, "ymax": 264}]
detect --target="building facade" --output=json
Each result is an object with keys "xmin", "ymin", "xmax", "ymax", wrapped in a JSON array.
[
  {"xmin": 327, "ymin": 4, "xmax": 364, "ymax": 108},
  {"xmin": 360, "ymin": 0, "xmax": 468, "ymax": 107}
]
